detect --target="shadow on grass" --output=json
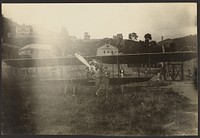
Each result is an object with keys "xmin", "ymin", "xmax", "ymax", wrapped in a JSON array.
[
  {"xmin": 1, "ymin": 78, "xmax": 37, "ymax": 134},
  {"xmin": 70, "ymin": 82, "xmax": 192, "ymax": 136},
  {"xmin": 1, "ymin": 79, "xmax": 195, "ymax": 135}
]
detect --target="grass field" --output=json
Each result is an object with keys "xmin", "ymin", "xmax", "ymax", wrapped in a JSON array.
[{"xmin": 1, "ymin": 78, "xmax": 198, "ymax": 135}]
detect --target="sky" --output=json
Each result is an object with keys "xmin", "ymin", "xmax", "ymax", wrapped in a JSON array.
[{"xmin": 2, "ymin": 3, "xmax": 197, "ymax": 41}]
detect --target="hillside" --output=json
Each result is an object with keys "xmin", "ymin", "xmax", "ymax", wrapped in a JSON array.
[
  {"xmin": 158, "ymin": 35, "xmax": 197, "ymax": 51},
  {"xmin": 63, "ymin": 38, "xmax": 126, "ymax": 56},
  {"xmin": 2, "ymin": 17, "xmax": 197, "ymax": 57},
  {"xmin": 72, "ymin": 34, "xmax": 197, "ymax": 56},
  {"xmin": 2, "ymin": 16, "xmax": 19, "ymax": 38}
]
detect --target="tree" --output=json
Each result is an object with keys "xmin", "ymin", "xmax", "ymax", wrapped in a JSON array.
[
  {"xmin": 128, "ymin": 32, "xmax": 138, "ymax": 41},
  {"xmin": 144, "ymin": 33, "xmax": 152, "ymax": 43},
  {"xmin": 169, "ymin": 42, "xmax": 176, "ymax": 52}
]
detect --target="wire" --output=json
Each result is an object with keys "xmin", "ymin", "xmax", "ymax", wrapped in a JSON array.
[{"xmin": 75, "ymin": 58, "xmax": 86, "ymax": 78}]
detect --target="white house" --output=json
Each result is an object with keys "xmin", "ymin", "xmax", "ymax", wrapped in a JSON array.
[
  {"xmin": 16, "ymin": 25, "xmax": 31, "ymax": 34},
  {"xmin": 19, "ymin": 43, "xmax": 54, "ymax": 58},
  {"xmin": 97, "ymin": 43, "xmax": 118, "ymax": 56}
]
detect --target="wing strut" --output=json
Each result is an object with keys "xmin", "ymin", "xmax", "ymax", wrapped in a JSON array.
[{"xmin": 75, "ymin": 58, "xmax": 86, "ymax": 78}]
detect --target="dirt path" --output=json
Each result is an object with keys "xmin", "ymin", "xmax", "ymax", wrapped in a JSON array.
[
  {"xmin": 169, "ymin": 81, "xmax": 198, "ymax": 105},
  {"xmin": 164, "ymin": 81, "xmax": 198, "ymax": 135}
]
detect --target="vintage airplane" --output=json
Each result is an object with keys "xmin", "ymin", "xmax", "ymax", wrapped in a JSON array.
[{"xmin": 3, "ymin": 51, "xmax": 197, "ymax": 94}]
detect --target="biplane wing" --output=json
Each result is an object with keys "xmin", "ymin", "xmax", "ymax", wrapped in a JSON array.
[
  {"xmin": 3, "ymin": 51, "xmax": 197, "ymax": 68},
  {"xmin": 41, "ymin": 76, "xmax": 152, "ymax": 86},
  {"xmin": 94, "ymin": 51, "xmax": 197, "ymax": 64}
]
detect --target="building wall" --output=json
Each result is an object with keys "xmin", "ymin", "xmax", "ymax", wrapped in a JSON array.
[
  {"xmin": 84, "ymin": 32, "xmax": 90, "ymax": 40},
  {"xmin": 97, "ymin": 49, "xmax": 118, "ymax": 56},
  {"xmin": 15, "ymin": 25, "xmax": 31, "ymax": 38},
  {"xmin": 97, "ymin": 44, "xmax": 118, "ymax": 56}
]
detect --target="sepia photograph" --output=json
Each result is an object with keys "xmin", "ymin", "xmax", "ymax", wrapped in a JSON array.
[{"xmin": 1, "ymin": 3, "xmax": 198, "ymax": 136}]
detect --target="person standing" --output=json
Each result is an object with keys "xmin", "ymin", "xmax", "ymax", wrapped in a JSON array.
[
  {"xmin": 92, "ymin": 65, "xmax": 101, "ymax": 96},
  {"xmin": 144, "ymin": 69, "xmax": 148, "ymax": 77},
  {"xmin": 157, "ymin": 70, "xmax": 161, "ymax": 81},
  {"xmin": 85, "ymin": 67, "xmax": 91, "ymax": 79},
  {"xmin": 188, "ymin": 69, "xmax": 193, "ymax": 81},
  {"xmin": 94, "ymin": 66, "xmax": 110, "ymax": 98},
  {"xmin": 101, "ymin": 67, "xmax": 110, "ymax": 98},
  {"xmin": 120, "ymin": 68, "xmax": 125, "ymax": 77}
]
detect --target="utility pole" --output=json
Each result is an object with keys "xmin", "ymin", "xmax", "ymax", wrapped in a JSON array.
[
  {"xmin": 161, "ymin": 36, "xmax": 165, "ymax": 81},
  {"xmin": 161, "ymin": 36, "xmax": 165, "ymax": 53}
]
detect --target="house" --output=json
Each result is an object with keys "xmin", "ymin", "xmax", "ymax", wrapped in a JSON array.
[
  {"xmin": 97, "ymin": 43, "xmax": 118, "ymax": 56},
  {"xmin": 14, "ymin": 24, "xmax": 32, "ymax": 38},
  {"xmin": 19, "ymin": 43, "xmax": 54, "ymax": 58},
  {"xmin": 16, "ymin": 25, "xmax": 31, "ymax": 34}
]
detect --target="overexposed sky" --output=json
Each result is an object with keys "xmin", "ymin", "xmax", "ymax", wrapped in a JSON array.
[{"xmin": 2, "ymin": 3, "xmax": 197, "ymax": 41}]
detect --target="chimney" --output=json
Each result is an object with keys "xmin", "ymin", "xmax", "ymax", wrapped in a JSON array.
[{"xmin": 84, "ymin": 32, "xmax": 90, "ymax": 40}]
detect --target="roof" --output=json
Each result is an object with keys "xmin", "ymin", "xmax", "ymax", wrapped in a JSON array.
[
  {"xmin": 97, "ymin": 44, "xmax": 118, "ymax": 50},
  {"xmin": 3, "ymin": 43, "xmax": 21, "ymax": 49},
  {"xmin": 19, "ymin": 43, "xmax": 53, "ymax": 51}
]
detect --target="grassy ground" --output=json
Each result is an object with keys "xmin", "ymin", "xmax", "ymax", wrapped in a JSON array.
[{"xmin": 1, "ymin": 78, "xmax": 197, "ymax": 135}]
